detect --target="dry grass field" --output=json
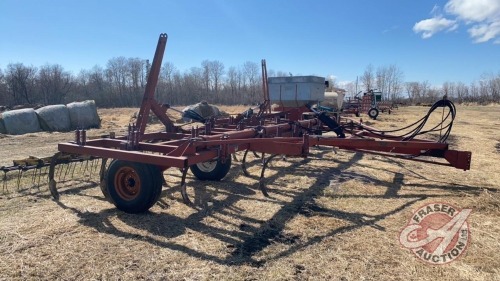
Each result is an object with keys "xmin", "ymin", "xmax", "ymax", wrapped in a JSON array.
[{"xmin": 0, "ymin": 104, "xmax": 499, "ymax": 280}]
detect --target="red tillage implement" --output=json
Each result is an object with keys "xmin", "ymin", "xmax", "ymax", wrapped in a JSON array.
[{"xmin": 48, "ymin": 34, "xmax": 471, "ymax": 213}]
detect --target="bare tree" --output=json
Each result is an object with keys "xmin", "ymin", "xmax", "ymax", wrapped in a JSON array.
[
  {"xmin": 361, "ymin": 64, "xmax": 375, "ymax": 92},
  {"xmin": 210, "ymin": 60, "xmax": 224, "ymax": 99},
  {"xmin": 455, "ymin": 82, "xmax": 468, "ymax": 102},
  {"xmin": 0, "ymin": 68, "xmax": 7, "ymax": 105},
  {"xmin": 243, "ymin": 61, "xmax": 259, "ymax": 103},
  {"xmin": 227, "ymin": 66, "xmax": 239, "ymax": 104},
  {"xmin": 201, "ymin": 60, "xmax": 212, "ymax": 96},
  {"xmin": 156, "ymin": 61, "xmax": 177, "ymax": 104},
  {"xmin": 376, "ymin": 65, "xmax": 404, "ymax": 100},
  {"xmin": 38, "ymin": 64, "xmax": 73, "ymax": 104},
  {"xmin": 106, "ymin": 57, "xmax": 129, "ymax": 105},
  {"xmin": 128, "ymin": 58, "xmax": 144, "ymax": 98},
  {"xmin": 5, "ymin": 63, "xmax": 38, "ymax": 104},
  {"xmin": 376, "ymin": 66, "xmax": 388, "ymax": 98}
]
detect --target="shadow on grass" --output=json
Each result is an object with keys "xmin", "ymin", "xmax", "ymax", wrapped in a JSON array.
[{"xmin": 51, "ymin": 149, "xmax": 487, "ymax": 267}]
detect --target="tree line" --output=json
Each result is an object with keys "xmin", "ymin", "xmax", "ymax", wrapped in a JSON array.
[
  {"xmin": 0, "ymin": 58, "xmax": 499, "ymax": 108},
  {"xmin": 341, "ymin": 64, "xmax": 500, "ymax": 104}
]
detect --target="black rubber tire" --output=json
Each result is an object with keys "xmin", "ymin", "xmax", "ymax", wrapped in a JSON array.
[
  {"xmin": 368, "ymin": 108, "xmax": 379, "ymax": 120},
  {"xmin": 104, "ymin": 160, "xmax": 163, "ymax": 213},
  {"xmin": 190, "ymin": 157, "xmax": 232, "ymax": 181}
]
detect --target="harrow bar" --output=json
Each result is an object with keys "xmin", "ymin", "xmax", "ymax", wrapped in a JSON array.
[{"xmin": 1, "ymin": 154, "xmax": 100, "ymax": 193}]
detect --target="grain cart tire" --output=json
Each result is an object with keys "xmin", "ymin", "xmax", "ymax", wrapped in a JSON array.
[
  {"xmin": 104, "ymin": 160, "xmax": 162, "ymax": 213},
  {"xmin": 368, "ymin": 108, "xmax": 379, "ymax": 120},
  {"xmin": 190, "ymin": 156, "xmax": 232, "ymax": 181}
]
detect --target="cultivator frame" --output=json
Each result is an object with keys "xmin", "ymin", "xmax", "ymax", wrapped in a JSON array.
[{"xmin": 46, "ymin": 33, "xmax": 471, "ymax": 213}]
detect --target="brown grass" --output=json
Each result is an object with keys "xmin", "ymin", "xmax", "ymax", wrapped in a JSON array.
[{"xmin": 0, "ymin": 105, "xmax": 499, "ymax": 280}]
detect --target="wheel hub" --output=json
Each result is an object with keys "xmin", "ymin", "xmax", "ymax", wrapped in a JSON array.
[
  {"xmin": 114, "ymin": 167, "xmax": 142, "ymax": 200},
  {"xmin": 196, "ymin": 160, "xmax": 217, "ymax": 172}
]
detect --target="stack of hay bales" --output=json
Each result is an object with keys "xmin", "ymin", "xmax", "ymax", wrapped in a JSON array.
[{"xmin": 0, "ymin": 100, "xmax": 100, "ymax": 135}]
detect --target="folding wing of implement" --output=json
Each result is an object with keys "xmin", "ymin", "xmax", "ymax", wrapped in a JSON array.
[{"xmin": 49, "ymin": 33, "xmax": 472, "ymax": 213}]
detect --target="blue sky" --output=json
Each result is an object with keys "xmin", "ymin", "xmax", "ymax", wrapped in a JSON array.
[{"xmin": 0, "ymin": 0, "xmax": 498, "ymax": 86}]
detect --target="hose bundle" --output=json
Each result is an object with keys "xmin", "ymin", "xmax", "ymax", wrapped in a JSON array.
[{"xmin": 356, "ymin": 98, "xmax": 456, "ymax": 143}]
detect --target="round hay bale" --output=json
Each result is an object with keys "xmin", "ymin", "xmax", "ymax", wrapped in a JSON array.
[
  {"xmin": 0, "ymin": 114, "xmax": 6, "ymax": 134},
  {"xmin": 67, "ymin": 100, "xmax": 101, "ymax": 129},
  {"xmin": 1, "ymin": 108, "xmax": 41, "ymax": 135},
  {"xmin": 36, "ymin": 104, "xmax": 71, "ymax": 132}
]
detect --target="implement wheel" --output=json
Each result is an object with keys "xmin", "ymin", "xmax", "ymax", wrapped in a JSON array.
[
  {"xmin": 190, "ymin": 157, "xmax": 231, "ymax": 181},
  {"xmin": 104, "ymin": 160, "xmax": 162, "ymax": 213},
  {"xmin": 368, "ymin": 108, "xmax": 379, "ymax": 120}
]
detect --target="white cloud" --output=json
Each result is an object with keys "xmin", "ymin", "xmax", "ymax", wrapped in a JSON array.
[
  {"xmin": 445, "ymin": 0, "xmax": 500, "ymax": 22},
  {"xmin": 468, "ymin": 21, "xmax": 500, "ymax": 43},
  {"xmin": 413, "ymin": 17, "xmax": 458, "ymax": 39},
  {"xmin": 415, "ymin": 0, "xmax": 500, "ymax": 43}
]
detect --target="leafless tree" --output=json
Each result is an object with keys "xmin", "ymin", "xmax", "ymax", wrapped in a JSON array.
[
  {"xmin": 38, "ymin": 64, "xmax": 73, "ymax": 104},
  {"xmin": 376, "ymin": 65, "xmax": 404, "ymax": 100},
  {"xmin": 5, "ymin": 63, "xmax": 38, "ymax": 104},
  {"xmin": 128, "ymin": 58, "xmax": 144, "ymax": 96},
  {"xmin": 0, "ymin": 68, "xmax": 7, "ymax": 105},
  {"xmin": 210, "ymin": 60, "xmax": 224, "ymax": 99},
  {"xmin": 361, "ymin": 64, "xmax": 375, "ymax": 92},
  {"xmin": 243, "ymin": 61, "xmax": 259, "ymax": 103},
  {"xmin": 106, "ymin": 57, "xmax": 130, "ymax": 105},
  {"xmin": 226, "ymin": 66, "xmax": 239, "ymax": 104}
]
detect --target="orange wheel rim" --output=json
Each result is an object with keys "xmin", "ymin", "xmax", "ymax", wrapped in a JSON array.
[{"xmin": 114, "ymin": 166, "xmax": 141, "ymax": 200}]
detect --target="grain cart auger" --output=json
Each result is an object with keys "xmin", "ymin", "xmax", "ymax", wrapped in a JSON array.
[{"xmin": 47, "ymin": 33, "xmax": 472, "ymax": 213}]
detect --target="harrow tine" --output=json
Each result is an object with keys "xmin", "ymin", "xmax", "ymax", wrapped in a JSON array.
[
  {"xmin": 78, "ymin": 159, "xmax": 84, "ymax": 174},
  {"xmin": 56, "ymin": 163, "xmax": 64, "ymax": 181},
  {"xmin": 95, "ymin": 159, "xmax": 101, "ymax": 175},
  {"xmin": 71, "ymin": 160, "xmax": 77, "ymax": 178},
  {"xmin": 89, "ymin": 159, "xmax": 96, "ymax": 177},
  {"xmin": 2, "ymin": 170, "xmax": 8, "ymax": 193},
  {"xmin": 62, "ymin": 162, "xmax": 72, "ymax": 182},
  {"xmin": 16, "ymin": 167, "xmax": 23, "ymax": 191},
  {"xmin": 62, "ymin": 163, "xmax": 69, "ymax": 181},
  {"xmin": 36, "ymin": 167, "xmax": 43, "ymax": 190},
  {"xmin": 31, "ymin": 166, "xmax": 37, "ymax": 185},
  {"xmin": 83, "ymin": 160, "xmax": 89, "ymax": 177},
  {"xmin": 29, "ymin": 167, "xmax": 36, "ymax": 193}
]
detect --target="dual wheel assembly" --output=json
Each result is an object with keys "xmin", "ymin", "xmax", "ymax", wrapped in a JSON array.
[{"xmin": 101, "ymin": 157, "xmax": 231, "ymax": 213}]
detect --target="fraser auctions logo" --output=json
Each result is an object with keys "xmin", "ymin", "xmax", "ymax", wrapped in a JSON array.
[{"xmin": 399, "ymin": 203, "xmax": 471, "ymax": 265}]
